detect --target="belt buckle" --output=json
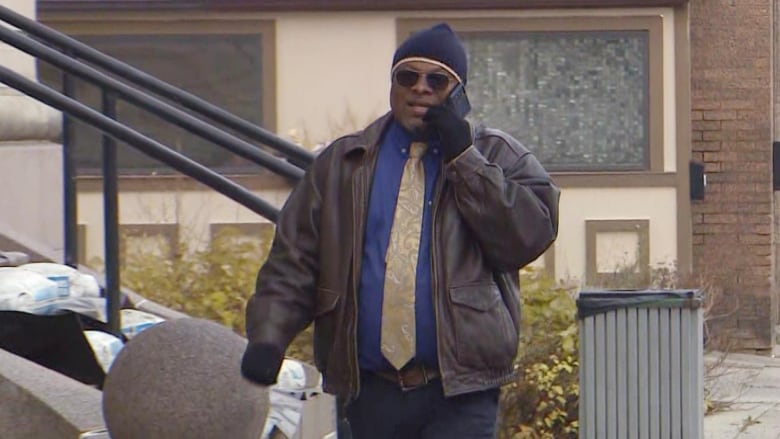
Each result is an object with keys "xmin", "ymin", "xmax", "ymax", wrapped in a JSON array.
[{"xmin": 398, "ymin": 364, "xmax": 428, "ymax": 392}]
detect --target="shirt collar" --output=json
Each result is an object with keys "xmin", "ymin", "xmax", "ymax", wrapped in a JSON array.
[{"xmin": 386, "ymin": 120, "xmax": 440, "ymax": 158}]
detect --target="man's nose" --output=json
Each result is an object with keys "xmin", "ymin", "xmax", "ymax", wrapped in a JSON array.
[{"xmin": 410, "ymin": 74, "xmax": 432, "ymax": 93}]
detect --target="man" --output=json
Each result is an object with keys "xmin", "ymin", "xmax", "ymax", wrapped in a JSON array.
[{"xmin": 242, "ymin": 23, "xmax": 559, "ymax": 438}]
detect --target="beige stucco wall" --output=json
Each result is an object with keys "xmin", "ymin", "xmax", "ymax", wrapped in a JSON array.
[
  {"xmin": 0, "ymin": 0, "xmax": 60, "ymax": 139},
  {"xmin": 556, "ymin": 187, "xmax": 678, "ymax": 281},
  {"xmin": 275, "ymin": 13, "xmax": 395, "ymax": 144},
  {"xmin": 0, "ymin": 0, "xmax": 34, "ymax": 21},
  {"xmin": 77, "ymin": 186, "xmax": 289, "ymax": 262},
  {"xmin": 0, "ymin": 0, "xmax": 35, "ymax": 80}
]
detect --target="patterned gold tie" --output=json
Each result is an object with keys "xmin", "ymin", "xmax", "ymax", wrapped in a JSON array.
[{"xmin": 381, "ymin": 141, "xmax": 427, "ymax": 370}]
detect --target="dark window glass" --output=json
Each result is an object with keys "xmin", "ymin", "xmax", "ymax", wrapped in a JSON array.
[
  {"xmin": 39, "ymin": 33, "xmax": 264, "ymax": 174},
  {"xmin": 462, "ymin": 30, "xmax": 649, "ymax": 171}
]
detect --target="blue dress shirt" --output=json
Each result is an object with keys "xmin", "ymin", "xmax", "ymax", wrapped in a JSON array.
[{"xmin": 357, "ymin": 121, "xmax": 442, "ymax": 371}]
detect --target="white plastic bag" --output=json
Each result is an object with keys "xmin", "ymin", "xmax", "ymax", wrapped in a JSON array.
[
  {"xmin": 120, "ymin": 308, "xmax": 165, "ymax": 339},
  {"xmin": 275, "ymin": 358, "xmax": 307, "ymax": 391},
  {"xmin": 260, "ymin": 358, "xmax": 324, "ymax": 439},
  {"xmin": 262, "ymin": 391, "xmax": 303, "ymax": 439},
  {"xmin": 19, "ymin": 262, "xmax": 101, "ymax": 298},
  {"xmin": 83, "ymin": 330, "xmax": 124, "ymax": 373},
  {"xmin": 0, "ymin": 267, "xmax": 60, "ymax": 314}
]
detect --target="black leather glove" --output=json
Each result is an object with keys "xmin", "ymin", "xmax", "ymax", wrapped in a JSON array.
[
  {"xmin": 241, "ymin": 342, "xmax": 284, "ymax": 385},
  {"xmin": 423, "ymin": 104, "xmax": 472, "ymax": 161}
]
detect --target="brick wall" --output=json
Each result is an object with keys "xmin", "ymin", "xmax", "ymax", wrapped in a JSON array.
[{"xmin": 690, "ymin": 0, "xmax": 774, "ymax": 349}]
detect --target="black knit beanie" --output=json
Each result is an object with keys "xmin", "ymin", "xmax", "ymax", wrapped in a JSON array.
[{"xmin": 392, "ymin": 23, "xmax": 468, "ymax": 84}]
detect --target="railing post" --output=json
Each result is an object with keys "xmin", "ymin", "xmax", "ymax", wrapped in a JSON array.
[
  {"xmin": 62, "ymin": 61, "xmax": 78, "ymax": 268},
  {"xmin": 102, "ymin": 89, "xmax": 121, "ymax": 333}
]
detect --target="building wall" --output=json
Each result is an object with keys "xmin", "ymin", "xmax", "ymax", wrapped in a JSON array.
[
  {"xmin": 42, "ymin": 7, "xmax": 690, "ymax": 285},
  {"xmin": 0, "ymin": 0, "xmax": 63, "ymax": 261},
  {"xmin": 557, "ymin": 187, "xmax": 678, "ymax": 281},
  {"xmin": 76, "ymin": 176, "xmax": 290, "ymax": 264},
  {"xmin": 24, "ymin": 0, "xmax": 780, "ymax": 348},
  {"xmin": 690, "ymin": 0, "xmax": 775, "ymax": 348},
  {"xmin": 775, "ymin": 0, "xmax": 780, "ymax": 335}
]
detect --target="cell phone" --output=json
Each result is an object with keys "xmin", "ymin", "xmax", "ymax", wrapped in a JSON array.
[{"xmin": 445, "ymin": 82, "xmax": 472, "ymax": 118}]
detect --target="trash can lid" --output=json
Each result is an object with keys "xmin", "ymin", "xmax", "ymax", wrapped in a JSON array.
[{"xmin": 576, "ymin": 289, "xmax": 704, "ymax": 319}]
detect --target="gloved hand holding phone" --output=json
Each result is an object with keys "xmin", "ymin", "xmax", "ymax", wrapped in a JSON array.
[{"xmin": 424, "ymin": 83, "xmax": 473, "ymax": 162}]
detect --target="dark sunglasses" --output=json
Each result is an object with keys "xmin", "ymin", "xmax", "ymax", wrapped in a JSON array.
[{"xmin": 393, "ymin": 69, "xmax": 452, "ymax": 92}]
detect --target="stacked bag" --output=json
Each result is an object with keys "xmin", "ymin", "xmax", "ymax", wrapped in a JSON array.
[
  {"xmin": 0, "ymin": 254, "xmax": 326, "ymax": 437},
  {"xmin": 0, "ymin": 260, "xmax": 165, "ymax": 375},
  {"xmin": 0, "ymin": 262, "xmax": 101, "ymax": 315}
]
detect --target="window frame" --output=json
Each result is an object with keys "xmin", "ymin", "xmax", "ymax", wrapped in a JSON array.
[
  {"xmin": 39, "ymin": 0, "xmax": 689, "ymax": 13},
  {"xmin": 585, "ymin": 219, "xmax": 650, "ymax": 285},
  {"xmin": 397, "ymin": 15, "xmax": 664, "ymax": 174},
  {"xmin": 119, "ymin": 223, "xmax": 180, "ymax": 262},
  {"xmin": 38, "ymin": 17, "xmax": 277, "ymax": 176}
]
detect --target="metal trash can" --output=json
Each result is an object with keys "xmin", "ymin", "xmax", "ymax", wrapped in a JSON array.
[{"xmin": 577, "ymin": 289, "xmax": 704, "ymax": 439}]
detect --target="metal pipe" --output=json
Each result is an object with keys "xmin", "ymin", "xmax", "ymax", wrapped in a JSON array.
[
  {"xmin": 0, "ymin": 65, "xmax": 281, "ymax": 222},
  {"xmin": 101, "ymin": 90, "xmax": 121, "ymax": 333},
  {"xmin": 0, "ymin": 25, "xmax": 304, "ymax": 181},
  {"xmin": 62, "ymin": 61, "xmax": 77, "ymax": 268},
  {"xmin": 0, "ymin": 4, "xmax": 315, "ymax": 168}
]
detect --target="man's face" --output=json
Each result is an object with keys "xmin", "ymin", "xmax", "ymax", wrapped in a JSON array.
[{"xmin": 390, "ymin": 60, "xmax": 458, "ymax": 134}]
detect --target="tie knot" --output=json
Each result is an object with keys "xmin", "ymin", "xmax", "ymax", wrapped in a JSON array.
[{"xmin": 409, "ymin": 142, "xmax": 427, "ymax": 159}]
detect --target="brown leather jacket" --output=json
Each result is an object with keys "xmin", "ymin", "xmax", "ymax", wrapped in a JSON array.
[{"xmin": 245, "ymin": 113, "xmax": 560, "ymax": 402}]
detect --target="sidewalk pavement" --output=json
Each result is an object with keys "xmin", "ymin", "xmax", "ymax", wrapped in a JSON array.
[{"xmin": 703, "ymin": 346, "xmax": 780, "ymax": 439}]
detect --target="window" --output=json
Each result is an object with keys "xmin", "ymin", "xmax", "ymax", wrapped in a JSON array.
[
  {"xmin": 398, "ymin": 17, "xmax": 663, "ymax": 172},
  {"xmin": 119, "ymin": 223, "xmax": 180, "ymax": 264},
  {"xmin": 585, "ymin": 219, "xmax": 650, "ymax": 285},
  {"xmin": 38, "ymin": 20, "xmax": 275, "ymax": 174}
]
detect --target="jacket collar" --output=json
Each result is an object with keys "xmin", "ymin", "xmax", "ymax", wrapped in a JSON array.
[{"xmin": 342, "ymin": 112, "xmax": 394, "ymax": 157}]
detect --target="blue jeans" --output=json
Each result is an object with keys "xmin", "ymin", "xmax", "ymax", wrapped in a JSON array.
[{"xmin": 344, "ymin": 371, "xmax": 500, "ymax": 439}]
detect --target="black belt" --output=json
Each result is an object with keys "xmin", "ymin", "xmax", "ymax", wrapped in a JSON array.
[{"xmin": 373, "ymin": 363, "xmax": 441, "ymax": 391}]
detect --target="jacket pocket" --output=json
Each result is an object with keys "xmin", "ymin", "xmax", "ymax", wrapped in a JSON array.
[{"xmin": 449, "ymin": 283, "xmax": 518, "ymax": 369}]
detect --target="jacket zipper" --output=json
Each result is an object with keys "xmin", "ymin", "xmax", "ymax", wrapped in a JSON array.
[
  {"xmin": 350, "ymin": 150, "xmax": 376, "ymax": 400},
  {"xmin": 431, "ymin": 162, "xmax": 446, "ymax": 394},
  {"xmin": 350, "ymin": 170, "xmax": 364, "ymax": 400}
]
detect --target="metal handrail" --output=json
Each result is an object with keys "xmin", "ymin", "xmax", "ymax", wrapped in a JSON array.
[
  {"xmin": 0, "ymin": 70, "xmax": 286, "ymax": 226},
  {"xmin": 0, "ymin": 4, "xmax": 316, "ymax": 332},
  {"xmin": 0, "ymin": 66, "xmax": 284, "ymax": 331},
  {"xmin": 0, "ymin": 24, "xmax": 304, "ymax": 181},
  {"xmin": 0, "ymin": 71, "xmax": 283, "ymax": 222},
  {"xmin": 0, "ymin": 4, "xmax": 315, "ymax": 167}
]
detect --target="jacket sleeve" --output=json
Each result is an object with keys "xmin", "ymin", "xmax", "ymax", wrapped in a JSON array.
[
  {"xmin": 244, "ymin": 164, "xmax": 322, "ymax": 352},
  {"xmin": 445, "ymin": 134, "xmax": 560, "ymax": 272}
]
